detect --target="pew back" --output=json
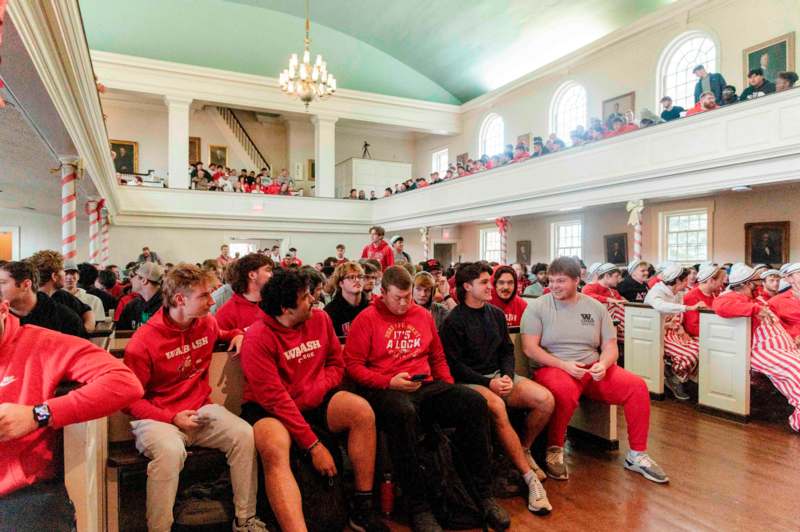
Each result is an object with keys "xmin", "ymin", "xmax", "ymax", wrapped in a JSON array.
[
  {"xmin": 623, "ymin": 303, "xmax": 665, "ymax": 397},
  {"xmin": 698, "ymin": 310, "xmax": 751, "ymax": 419}
]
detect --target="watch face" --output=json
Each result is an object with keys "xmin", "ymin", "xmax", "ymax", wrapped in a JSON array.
[{"xmin": 33, "ymin": 404, "xmax": 51, "ymax": 425}]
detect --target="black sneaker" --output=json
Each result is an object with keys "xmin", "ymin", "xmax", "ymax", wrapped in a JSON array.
[
  {"xmin": 480, "ymin": 497, "xmax": 511, "ymax": 531},
  {"xmin": 665, "ymin": 373, "xmax": 690, "ymax": 401},
  {"xmin": 348, "ymin": 509, "xmax": 389, "ymax": 532},
  {"xmin": 410, "ymin": 511, "xmax": 443, "ymax": 532}
]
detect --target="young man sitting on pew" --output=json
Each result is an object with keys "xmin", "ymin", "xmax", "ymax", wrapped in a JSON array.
[
  {"xmin": 644, "ymin": 264, "xmax": 707, "ymax": 401},
  {"xmin": 756, "ymin": 269, "xmax": 781, "ymax": 302},
  {"xmin": 683, "ymin": 264, "xmax": 725, "ymax": 338},
  {"xmin": 0, "ymin": 299, "xmax": 143, "ymax": 530},
  {"xmin": 439, "ymin": 262, "xmax": 553, "ymax": 515},
  {"xmin": 768, "ymin": 263, "xmax": 800, "ymax": 345},
  {"xmin": 123, "ymin": 263, "xmax": 266, "ymax": 532},
  {"xmin": 239, "ymin": 268, "xmax": 387, "ymax": 532},
  {"xmin": 522, "ymin": 257, "xmax": 668, "ymax": 484},
  {"xmin": 618, "ymin": 259, "xmax": 650, "ymax": 303},
  {"xmin": 490, "ymin": 265, "xmax": 528, "ymax": 327},
  {"xmin": 215, "ymin": 253, "xmax": 274, "ymax": 330},
  {"xmin": 324, "ymin": 261, "xmax": 371, "ymax": 337},
  {"xmin": 712, "ymin": 263, "xmax": 800, "ymax": 432},
  {"xmin": 345, "ymin": 266, "xmax": 510, "ymax": 532},
  {"xmin": 582, "ymin": 263, "xmax": 627, "ymax": 342}
]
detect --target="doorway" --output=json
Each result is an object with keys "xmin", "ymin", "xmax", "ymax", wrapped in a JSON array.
[
  {"xmin": 0, "ymin": 227, "xmax": 20, "ymax": 260},
  {"xmin": 433, "ymin": 242, "xmax": 455, "ymax": 267}
]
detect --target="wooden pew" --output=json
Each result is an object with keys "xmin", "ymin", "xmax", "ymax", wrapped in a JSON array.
[
  {"xmin": 65, "ymin": 419, "xmax": 108, "ymax": 532},
  {"xmin": 623, "ymin": 303, "xmax": 665, "ymax": 399},
  {"xmin": 697, "ymin": 309, "xmax": 751, "ymax": 421},
  {"xmin": 509, "ymin": 328, "xmax": 619, "ymax": 450}
]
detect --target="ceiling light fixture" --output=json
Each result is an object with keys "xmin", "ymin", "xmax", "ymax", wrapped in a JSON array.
[{"xmin": 278, "ymin": 0, "xmax": 336, "ymax": 110}]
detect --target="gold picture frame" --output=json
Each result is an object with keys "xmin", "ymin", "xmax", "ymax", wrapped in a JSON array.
[
  {"xmin": 742, "ymin": 32, "xmax": 795, "ymax": 86},
  {"xmin": 189, "ymin": 136, "xmax": 201, "ymax": 165},
  {"xmin": 110, "ymin": 139, "xmax": 138, "ymax": 174},
  {"xmin": 209, "ymin": 144, "xmax": 228, "ymax": 167}
]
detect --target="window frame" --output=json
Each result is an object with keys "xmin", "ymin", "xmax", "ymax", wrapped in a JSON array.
[
  {"xmin": 656, "ymin": 30, "xmax": 720, "ymax": 110},
  {"xmin": 659, "ymin": 207, "xmax": 711, "ymax": 265},
  {"xmin": 431, "ymin": 147, "xmax": 449, "ymax": 175},
  {"xmin": 478, "ymin": 113, "xmax": 505, "ymax": 158},
  {"xmin": 550, "ymin": 219, "xmax": 583, "ymax": 260},
  {"xmin": 549, "ymin": 81, "xmax": 588, "ymax": 146},
  {"xmin": 480, "ymin": 227, "xmax": 503, "ymax": 263}
]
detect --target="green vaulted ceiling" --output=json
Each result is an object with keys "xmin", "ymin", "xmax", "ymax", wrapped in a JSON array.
[{"xmin": 79, "ymin": 0, "xmax": 675, "ymax": 104}]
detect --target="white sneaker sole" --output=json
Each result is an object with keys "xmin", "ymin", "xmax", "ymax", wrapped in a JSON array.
[
  {"xmin": 624, "ymin": 461, "xmax": 670, "ymax": 484},
  {"xmin": 528, "ymin": 503, "xmax": 552, "ymax": 515}
]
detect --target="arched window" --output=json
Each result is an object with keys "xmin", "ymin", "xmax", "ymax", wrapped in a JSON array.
[
  {"xmin": 658, "ymin": 31, "xmax": 718, "ymax": 110},
  {"xmin": 550, "ymin": 82, "xmax": 587, "ymax": 146},
  {"xmin": 478, "ymin": 113, "xmax": 504, "ymax": 157}
]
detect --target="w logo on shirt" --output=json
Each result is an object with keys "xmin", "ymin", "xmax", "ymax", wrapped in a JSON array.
[{"xmin": 580, "ymin": 313, "xmax": 595, "ymax": 326}]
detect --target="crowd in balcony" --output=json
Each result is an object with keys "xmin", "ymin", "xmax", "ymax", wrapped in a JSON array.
[{"xmin": 190, "ymin": 164, "xmax": 301, "ymax": 195}]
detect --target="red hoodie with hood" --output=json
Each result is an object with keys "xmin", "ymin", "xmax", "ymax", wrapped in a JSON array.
[
  {"xmin": 215, "ymin": 293, "xmax": 265, "ymax": 331},
  {"xmin": 360, "ymin": 239, "xmax": 395, "ymax": 271},
  {"xmin": 713, "ymin": 290, "xmax": 765, "ymax": 334},
  {"xmin": 582, "ymin": 282, "xmax": 623, "ymax": 304},
  {"xmin": 344, "ymin": 298, "xmax": 453, "ymax": 389},
  {"xmin": 123, "ymin": 307, "xmax": 242, "ymax": 423},
  {"xmin": 1, "ymin": 314, "xmax": 143, "ymax": 496},
  {"xmin": 490, "ymin": 267, "xmax": 528, "ymax": 327},
  {"xmin": 239, "ymin": 309, "xmax": 343, "ymax": 449}
]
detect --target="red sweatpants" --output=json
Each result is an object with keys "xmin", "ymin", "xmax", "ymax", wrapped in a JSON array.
[{"xmin": 535, "ymin": 364, "xmax": 650, "ymax": 451}]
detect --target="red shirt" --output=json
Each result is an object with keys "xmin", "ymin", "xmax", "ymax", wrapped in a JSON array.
[
  {"xmin": 686, "ymin": 102, "xmax": 718, "ymax": 116},
  {"xmin": 344, "ymin": 299, "xmax": 453, "ymax": 389},
  {"xmin": 110, "ymin": 281, "xmax": 124, "ymax": 299},
  {"xmin": 123, "ymin": 308, "xmax": 242, "ymax": 423},
  {"xmin": 581, "ymin": 282, "xmax": 623, "ymax": 304},
  {"xmin": 240, "ymin": 309, "xmax": 343, "ymax": 449},
  {"xmin": 755, "ymin": 286, "xmax": 775, "ymax": 302},
  {"xmin": 215, "ymin": 293, "xmax": 265, "ymax": 331},
  {"xmin": 713, "ymin": 291, "xmax": 764, "ymax": 334},
  {"xmin": 0, "ymin": 315, "xmax": 142, "ymax": 496},
  {"xmin": 604, "ymin": 124, "xmax": 639, "ymax": 138},
  {"xmin": 647, "ymin": 276, "xmax": 661, "ymax": 289},
  {"xmin": 335, "ymin": 257, "xmax": 348, "ymax": 266},
  {"xmin": 360, "ymin": 239, "xmax": 395, "ymax": 271},
  {"xmin": 280, "ymin": 257, "xmax": 303, "ymax": 268},
  {"xmin": 683, "ymin": 286, "xmax": 716, "ymax": 337},
  {"xmin": 489, "ymin": 294, "xmax": 528, "ymax": 327},
  {"xmin": 768, "ymin": 291, "xmax": 800, "ymax": 338},
  {"xmin": 114, "ymin": 292, "xmax": 138, "ymax": 322}
]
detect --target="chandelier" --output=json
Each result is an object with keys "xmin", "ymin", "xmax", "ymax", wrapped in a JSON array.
[{"xmin": 278, "ymin": 0, "xmax": 336, "ymax": 110}]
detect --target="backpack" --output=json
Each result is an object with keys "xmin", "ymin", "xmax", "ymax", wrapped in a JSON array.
[{"xmin": 417, "ymin": 426, "xmax": 487, "ymax": 531}]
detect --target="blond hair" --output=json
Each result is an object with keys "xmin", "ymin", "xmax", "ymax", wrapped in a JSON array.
[
  {"xmin": 327, "ymin": 261, "xmax": 364, "ymax": 295},
  {"xmin": 162, "ymin": 263, "xmax": 215, "ymax": 308}
]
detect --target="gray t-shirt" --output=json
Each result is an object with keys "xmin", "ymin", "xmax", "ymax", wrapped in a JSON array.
[{"xmin": 520, "ymin": 293, "xmax": 615, "ymax": 365}]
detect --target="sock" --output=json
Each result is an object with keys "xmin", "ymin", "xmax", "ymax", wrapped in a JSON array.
[
  {"xmin": 628, "ymin": 449, "xmax": 644, "ymax": 458},
  {"xmin": 523, "ymin": 470, "xmax": 536, "ymax": 485}
]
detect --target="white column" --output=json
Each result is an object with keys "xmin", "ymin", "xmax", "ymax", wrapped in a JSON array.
[
  {"xmin": 311, "ymin": 115, "xmax": 337, "ymax": 198},
  {"xmin": 165, "ymin": 95, "xmax": 192, "ymax": 190}
]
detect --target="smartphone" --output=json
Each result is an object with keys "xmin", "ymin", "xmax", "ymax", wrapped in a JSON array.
[{"xmin": 410, "ymin": 374, "xmax": 429, "ymax": 382}]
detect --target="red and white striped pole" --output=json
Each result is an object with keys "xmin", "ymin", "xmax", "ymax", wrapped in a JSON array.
[
  {"xmin": 100, "ymin": 204, "xmax": 110, "ymax": 267},
  {"xmin": 627, "ymin": 200, "xmax": 644, "ymax": 261},
  {"xmin": 420, "ymin": 227, "xmax": 430, "ymax": 260},
  {"xmin": 60, "ymin": 161, "xmax": 79, "ymax": 260},
  {"xmin": 85, "ymin": 200, "xmax": 100, "ymax": 263},
  {"xmin": 496, "ymin": 217, "xmax": 510, "ymax": 264}
]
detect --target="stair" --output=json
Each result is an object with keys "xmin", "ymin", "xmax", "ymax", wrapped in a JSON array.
[{"xmin": 216, "ymin": 107, "xmax": 271, "ymax": 171}]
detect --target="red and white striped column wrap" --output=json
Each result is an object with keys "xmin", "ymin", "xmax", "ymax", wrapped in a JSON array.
[
  {"xmin": 85, "ymin": 199, "xmax": 105, "ymax": 263},
  {"xmin": 100, "ymin": 205, "xmax": 110, "ymax": 267},
  {"xmin": 420, "ymin": 226, "xmax": 430, "ymax": 260},
  {"xmin": 60, "ymin": 162, "xmax": 78, "ymax": 260},
  {"xmin": 626, "ymin": 200, "xmax": 644, "ymax": 261},
  {"xmin": 495, "ymin": 217, "xmax": 510, "ymax": 264}
]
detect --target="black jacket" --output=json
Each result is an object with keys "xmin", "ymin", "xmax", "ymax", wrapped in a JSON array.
[
  {"xmin": 116, "ymin": 290, "xmax": 163, "ymax": 330},
  {"xmin": 694, "ymin": 72, "xmax": 727, "ymax": 104},
  {"xmin": 740, "ymin": 80, "xmax": 776, "ymax": 101},
  {"xmin": 438, "ymin": 303, "xmax": 514, "ymax": 387},
  {"xmin": 50, "ymin": 289, "xmax": 91, "ymax": 318},
  {"xmin": 17, "ymin": 292, "xmax": 86, "ymax": 338},
  {"xmin": 618, "ymin": 276, "xmax": 649, "ymax": 303},
  {"xmin": 324, "ymin": 294, "xmax": 369, "ymax": 337}
]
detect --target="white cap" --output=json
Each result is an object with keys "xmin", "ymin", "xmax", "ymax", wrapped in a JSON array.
[
  {"xmin": 760, "ymin": 268, "xmax": 781, "ymax": 280},
  {"xmin": 728, "ymin": 263, "xmax": 756, "ymax": 286},
  {"xmin": 781, "ymin": 263, "xmax": 800, "ymax": 276},
  {"xmin": 780, "ymin": 263, "xmax": 793, "ymax": 275},
  {"xmin": 655, "ymin": 261, "xmax": 671, "ymax": 274},
  {"xmin": 660, "ymin": 264, "xmax": 684, "ymax": 283},
  {"xmin": 587, "ymin": 262, "xmax": 602, "ymax": 278},
  {"xmin": 779, "ymin": 279, "xmax": 791, "ymax": 292},
  {"xmin": 696, "ymin": 264, "xmax": 720, "ymax": 283},
  {"xmin": 752, "ymin": 263, "xmax": 768, "ymax": 272},
  {"xmin": 627, "ymin": 258, "xmax": 646, "ymax": 271},
  {"xmin": 595, "ymin": 262, "xmax": 619, "ymax": 277}
]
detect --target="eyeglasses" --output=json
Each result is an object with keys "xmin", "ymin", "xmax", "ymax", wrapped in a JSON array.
[{"xmin": 344, "ymin": 275, "xmax": 365, "ymax": 282}]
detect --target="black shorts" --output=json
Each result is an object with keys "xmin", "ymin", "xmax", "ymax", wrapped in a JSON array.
[{"xmin": 240, "ymin": 386, "xmax": 342, "ymax": 435}]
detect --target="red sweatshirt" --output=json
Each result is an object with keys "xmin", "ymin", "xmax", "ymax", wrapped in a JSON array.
[
  {"xmin": 582, "ymin": 282, "xmax": 623, "ymax": 304},
  {"xmin": 344, "ymin": 299, "xmax": 453, "ymax": 389},
  {"xmin": 360, "ymin": 239, "xmax": 395, "ymax": 271},
  {"xmin": 713, "ymin": 291, "xmax": 764, "ymax": 333},
  {"xmin": 755, "ymin": 286, "xmax": 775, "ymax": 302},
  {"xmin": 215, "ymin": 293, "xmax": 265, "ymax": 331},
  {"xmin": 768, "ymin": 291, "xmax": 800, "ymax": 338},
  {"xmin": 647, "ymin": 276, "xmax": 661, "ymax": 289},
  {"xmin": 0, "ymin": 315, "xmax": 143, "ymax": 496},
  {"xmin": 240, "ymin": 309, "xmax": 343, "ymax": 449},
  {"xmin": 682, "ymin": 286, "xmax": 716, "ymax": 337},
  {"xmin": 123, "ymin": 308, "xmax": 242, "ymax": 423},
  {"xmin": 489, "ymin": 294, "xmax": 528, "ymax": 327},
  {"xmin": 114, "ymin": 292, "xmax": 137, "ymax": 322}
]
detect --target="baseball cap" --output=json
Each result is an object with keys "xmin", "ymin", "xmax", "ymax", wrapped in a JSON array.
[
  {"xmin": 64, "ymin": 260, "xmax": 79, "ymax": 272},
  {"xmin": 390, "ymin": 235, "xmax": 403, "ymax": 245},
  {"xmin": 136, "ymin": 262, "xmax": 164, "ymax": 283},
  {"xmin": 422, "ymin": 259, "xmax": 442, "ymax": 272}
]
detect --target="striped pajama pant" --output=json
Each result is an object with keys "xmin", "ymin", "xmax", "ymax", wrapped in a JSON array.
[
  {"xmin": 607, "ymin": 303, "xmax": 625, "ymax": 343},
  {"xmin": 751, "ymin": 320, "xmax": 800, "ymax": 432},
  {"xmin": 664, "ymin": 328, "xmax": 699, "ymax": 382}
]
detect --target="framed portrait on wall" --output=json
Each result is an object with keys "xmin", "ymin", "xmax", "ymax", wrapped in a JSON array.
[
  {"xmin": 515, "ymin": 240, "xmax": 531, "ymax": 265},
  {"xmin": 743, "ymin": 32, "xmax": 795, "ymax": 86},
  {"xmin": 189, "ymin": 137, "xmax": 201, "ymax": 165},
  {"xmin": 604, "ymin": 233, "xmax": 628, "ymax": 265},
  {"xmin": 745, "ymin": 221, "xmax": 789, "ymax": 266},
  {"xmin": 516, "ymin": 133, "xmax": 531, "ymax": 151},
  {"xmin": 110, "ymin": 139, "xmax": 138, "ymax": 174},
  {"xmin": 602, "ymin": 92, "xmax": 635, "ymax": 126},
  {"xmin": 306, "ymin": 159, "xmax": 315, "ymax": 181},
  {"xmin": 209, "ymin": 145, "xmax": 228, "ymax": 167}
]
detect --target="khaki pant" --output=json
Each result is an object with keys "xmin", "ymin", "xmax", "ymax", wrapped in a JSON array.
[{"xmin": 130, "ymin": 404, "xmax": 257, "ymax": 532}]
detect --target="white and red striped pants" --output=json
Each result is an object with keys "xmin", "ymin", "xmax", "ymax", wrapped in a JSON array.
[
  {"xmin": 752, "ymin": 320, "xmax": 800, "ymax": 432},
  {"xmin": 664, "ymin": 329, "xmax": 699, "ymax": 382},
  {"xmin": 607, "ymin": 303, "xmax": 625, "ymax": 343}
]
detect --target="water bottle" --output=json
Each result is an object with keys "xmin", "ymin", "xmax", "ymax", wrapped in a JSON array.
[{"xmin": 379, "ymin": 473, "xmax": 394, "ymax": 516}]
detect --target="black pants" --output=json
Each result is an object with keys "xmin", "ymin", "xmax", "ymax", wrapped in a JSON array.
[
  {"xmin": 0, "ymin": 480, "xmax": 76, "ymax": 532},
  {"xmin": 360, "ymin": 381, "xmax": 491, "ymax": 513}
]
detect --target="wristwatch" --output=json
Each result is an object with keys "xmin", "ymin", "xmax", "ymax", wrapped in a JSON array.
[{"xmin": 33, "ymin": 403, "xmax": 52, "ymax": 428}]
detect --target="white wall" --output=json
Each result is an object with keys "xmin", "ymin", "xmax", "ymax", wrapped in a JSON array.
[
  {"xmin": 0, "ymin": 207, "xmax": 89, "ymax": 260},
  {"xmin": 335, "ymin": 128, "xmax": 417, "ymax": 177}
]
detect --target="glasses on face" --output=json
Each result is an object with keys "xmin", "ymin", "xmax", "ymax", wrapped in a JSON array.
[{"xmin": 344, "ymin": 275, "xmax": 365, "ymax": 282}]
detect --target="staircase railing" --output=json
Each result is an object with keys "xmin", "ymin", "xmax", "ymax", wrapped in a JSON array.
[{"xmin": 217, "ymin": 107, "xmax": 271, "ymax": 172}]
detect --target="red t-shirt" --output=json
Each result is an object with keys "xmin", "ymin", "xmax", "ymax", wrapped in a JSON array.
[
  {"xmin": 683, "ymin": 286, "xmax": 716, "ymax": 337},
  {"xmin": 489, "ymin": 294, "xmax": 528, "ymax": 327}
]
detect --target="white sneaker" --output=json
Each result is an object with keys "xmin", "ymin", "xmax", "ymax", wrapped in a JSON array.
[
  {"xmin": 526, "ymin": 476, "xmax": 552, "ymax": 515},
  {"xmin": 624, "ymin": 451, "xmax": 669, "ymax": 484},
  {"xmin": 544, "ymin": 445, "xmax": 568, "ymax": 480},
  {"xmin": 233, "ymin": 516, "xmax": 269, "ymax": 532},
  {"xmin": 524, "ymin": 449, "xmax": 547, "ymax": 481}
]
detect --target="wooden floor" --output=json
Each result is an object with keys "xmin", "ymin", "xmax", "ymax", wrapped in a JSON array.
[{"xmin": 385, "ymin": 399, "xmax": 800, "ymax": 532}]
